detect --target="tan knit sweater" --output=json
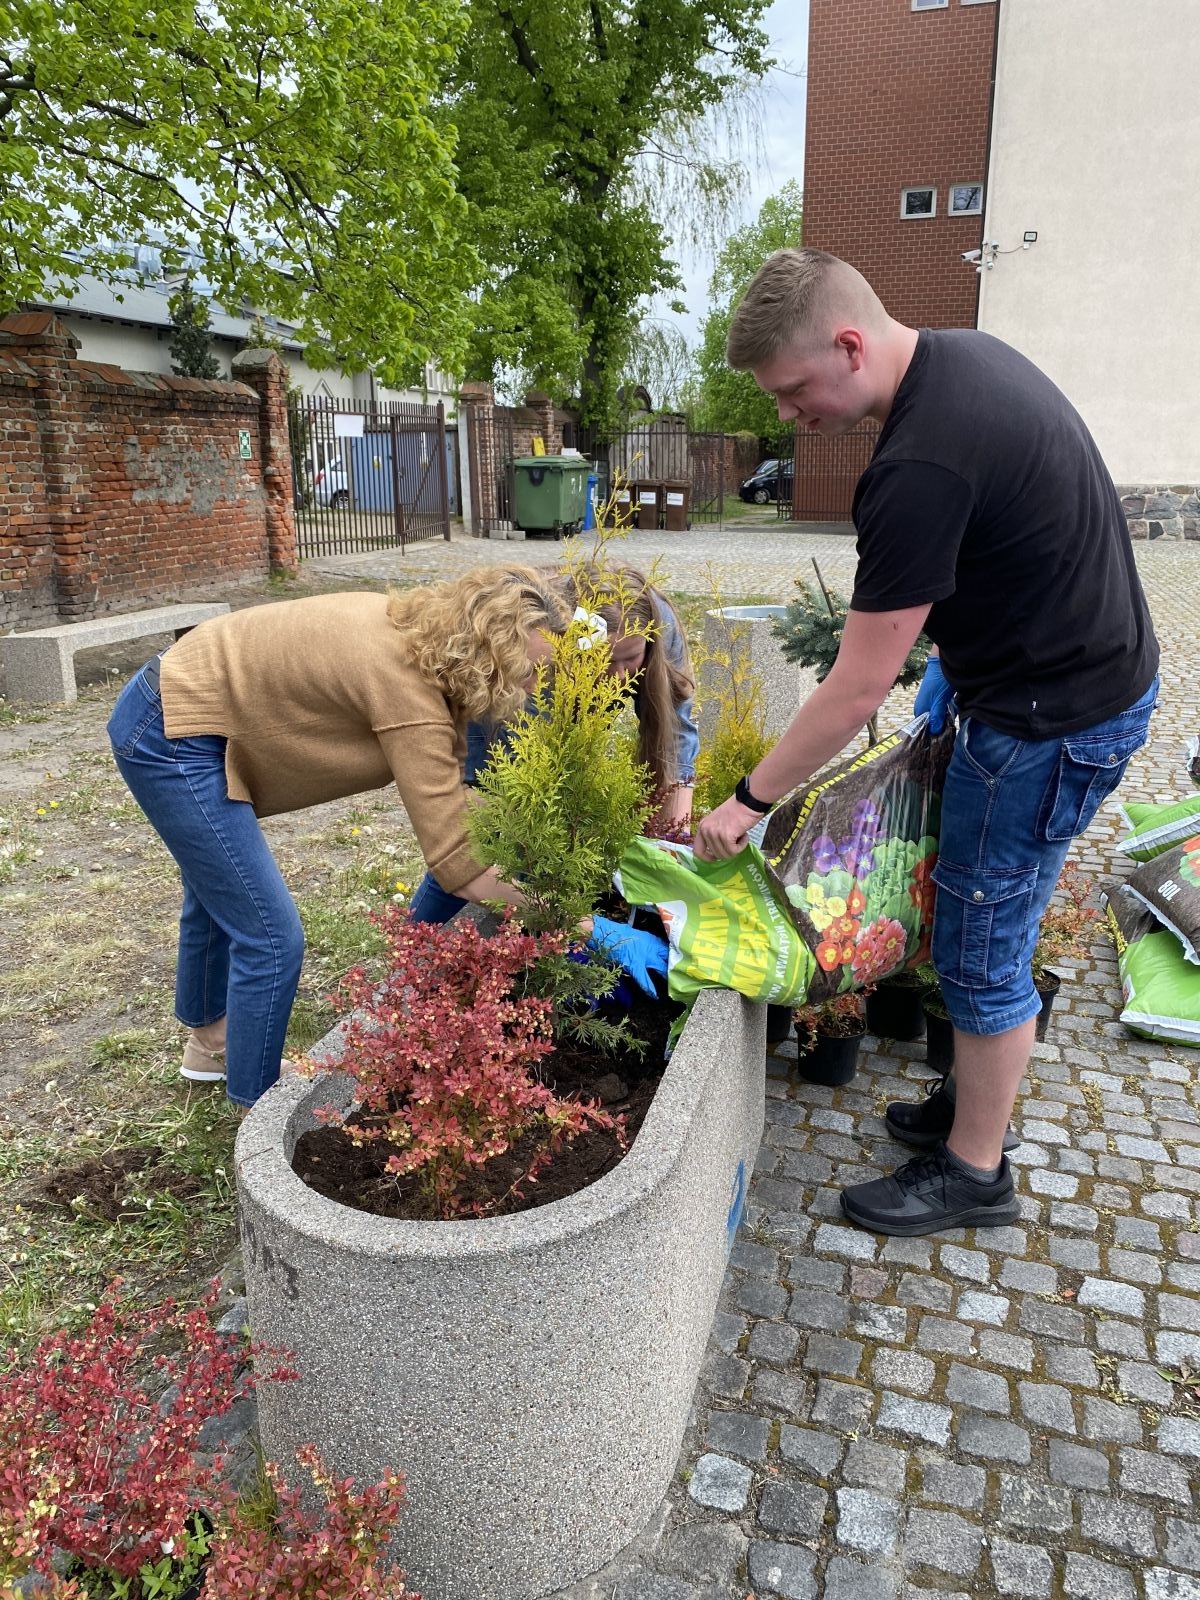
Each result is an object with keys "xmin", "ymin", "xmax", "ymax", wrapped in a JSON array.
[{"xmin": 159, "ymin": 593, "xmax": 483, "ymax": 893}]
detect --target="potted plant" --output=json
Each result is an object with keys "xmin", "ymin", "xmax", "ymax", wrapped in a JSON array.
[
  {"xmin": 236, "ymin": 599, "xmax": 767, "ymax": 1600},
  {"xmin": 913, "ymin": 962, "xmax": 955, "ymax": 1074},
  {"xmin": 792, "ymin": 990, "xmax": 869, "ymax": 1087},
  {"xmin": 864, "ymin": 966, "xmax": 928, "ymax": 1042},
  {"xmin": 1031, "ymin": 861, "xmax": 1099, "ymax": 1041}
]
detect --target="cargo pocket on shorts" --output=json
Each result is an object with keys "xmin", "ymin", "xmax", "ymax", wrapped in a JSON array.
[
  {"xmin": 931, "ymin": 860, "xmax": 1039, "ymax": 988},
  {"xmin": 1039, "ymin": 728, "xmax": 1149, "ymax": 842}
]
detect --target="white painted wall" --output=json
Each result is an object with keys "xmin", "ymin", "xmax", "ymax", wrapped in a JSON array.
[{"xmin": 977, "ymin": 0, "xmax": 1200, "ymax": 483}]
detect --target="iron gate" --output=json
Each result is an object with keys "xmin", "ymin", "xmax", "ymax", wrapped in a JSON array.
[
  {"xmin": 577, "ymin": 423, "xmax": 725, "ymax": 530},
  {"xmin": 288, "ymin": 395, "xmax": 451, "ymax": 557},
  {"xmin": 791, "ymin": 420, "xmax": 880, "ymax": 521},
  {"xmin": 464, "ymin": 406, "xmax": 515, "ymax": 537}
]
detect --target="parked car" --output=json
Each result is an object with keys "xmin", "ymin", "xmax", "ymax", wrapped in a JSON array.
[
  {"xmin": 313, "ymin": 460, "xmax": 350, "ymax": 508},
  {"xmin": 739, "ymin": 457, "xmax": 794, "ymax": 505}
]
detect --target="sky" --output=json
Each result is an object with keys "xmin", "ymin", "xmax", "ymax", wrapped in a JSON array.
[{"xmin": 651, "ymin": 0, "xmax": 810, "ymax": 348}]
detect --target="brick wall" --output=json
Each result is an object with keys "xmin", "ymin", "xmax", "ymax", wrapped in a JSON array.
[
  {"xmin": 805, "ymin": 0, "xmax": 997, "ymax": 329},
  {"xmin": 0, "ymin": 313, "xmax": 295, "ymax": 630}
]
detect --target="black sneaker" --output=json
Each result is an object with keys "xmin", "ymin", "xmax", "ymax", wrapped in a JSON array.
[
  {"xmin": 885, "ymin": 1078, "xmax": 1020, "ymax": 1154},
  {"xmin": 840, "ymin": 1143, "xmax": 1020, "ymax": 1236}
]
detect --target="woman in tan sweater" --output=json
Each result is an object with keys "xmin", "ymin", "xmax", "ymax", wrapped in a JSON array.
[{"xmin": 107, "ymin": 567, "xmax": 568, "ymax": 1108}]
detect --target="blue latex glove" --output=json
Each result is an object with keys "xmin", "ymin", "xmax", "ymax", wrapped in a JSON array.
[
  {"xmin": 587, "ymin": 915, "xmax": 669, "ymax": 998},
  {"xmin": 914, "ymin": 655, "xmax": 955, "ymax": 735}
]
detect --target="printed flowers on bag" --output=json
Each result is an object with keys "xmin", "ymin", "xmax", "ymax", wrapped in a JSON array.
[{"xmin": 1180, "ymin": 834, "xmax": 1200, "ymax": 885}]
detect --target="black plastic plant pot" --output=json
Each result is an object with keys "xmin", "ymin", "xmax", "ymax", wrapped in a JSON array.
[
  {"xmin": 796, "ymin": 1027, "xmax": 864, "ymax": 1088},
  {"xmin": 922, "ymin": 1003, "xmax": 956, "ymax": 1075},
  {"xmin": 766, "ymin": 1004, "xmax": 794, "ymax": 1045},
  {"xmin": 865, "ymin": 980, "xmax": 927, "ymax": 1042},
  {"xmin": 1034, "ymin": 970, "xmax": 1062, "ymax": 1043}
]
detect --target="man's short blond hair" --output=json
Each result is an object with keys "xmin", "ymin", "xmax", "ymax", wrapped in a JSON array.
[{"xmin": 726, "ymin": 248, "xmax": 889, "ymax": 370}]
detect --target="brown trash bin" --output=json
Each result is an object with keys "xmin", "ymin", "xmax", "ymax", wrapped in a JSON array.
[
  {"xmin": 633, "ymin": 480, "xmax": 660, "ymax": 529},
  {"xmin": 662, "ymin": 481, "xmax": 689, "ymax": 531},
  {"xmin": 612, "ymin": 482, "xmax": 634, "ymax": 528}
]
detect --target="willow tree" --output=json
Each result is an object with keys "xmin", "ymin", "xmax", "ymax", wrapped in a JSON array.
[
  {"xmin": 449, "ymin": 0, "xmax": 771, "ymax": 426},
  {"xmin": 1, "ymin": 0, "xmax": 477, "ymax": 380}
]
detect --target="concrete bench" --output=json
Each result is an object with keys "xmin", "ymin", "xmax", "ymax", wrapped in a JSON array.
[{"xmin": 1, "ymin": 602, "xmax": 230, "ymax": 705}]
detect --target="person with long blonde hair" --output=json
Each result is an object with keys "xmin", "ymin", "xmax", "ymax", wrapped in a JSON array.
[
  {"xmin": 408, "ymin": 562, "xmax": 699, "ymax": 925},
  {"xmin": 108, "ymin": 566, "xmax": 571, "ymax": 1109}
]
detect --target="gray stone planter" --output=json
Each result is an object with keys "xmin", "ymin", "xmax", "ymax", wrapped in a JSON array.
[
  {"xmin": 234, "ymin": 987, "xmax": 765, "ymax": 1600},
  {"xmin": 700, "ymin": 604, "xmax": 816, "ymax": 743}
]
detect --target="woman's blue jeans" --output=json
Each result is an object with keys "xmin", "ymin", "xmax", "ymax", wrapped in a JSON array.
[{"xmin": 107, "ymin": 664, "xmax": 303, "ymax": 1106}]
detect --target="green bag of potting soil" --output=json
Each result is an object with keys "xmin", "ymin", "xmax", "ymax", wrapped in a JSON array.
[
  {"xmin": 1105, "ymin": 882, "xmax": 1200, "ymax": 1046},
  {"xmin": 616, "ymin": 719, "xmax": 955, "ymax": 1008},
  {"xmin": 1116, "ymin": 796, "xmax": 1200, "ymax": 862}
]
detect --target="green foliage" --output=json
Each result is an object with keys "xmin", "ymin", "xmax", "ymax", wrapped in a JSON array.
[
  {"xmin": 623, "ymin": 321, "xmax": 699, "ymax": 416},
  {"xmin": 1, "ymin": 0, "xmax": 477, "ymax": 383},
  {"xmin": 693, "ymin": 181, "xmax": 805, "ymax": 443},
  {"xmin": 166, "ymin": 279, "xmax": 221, "ymax": 379},
  {"xmin": 449, "ymin": 0, "xmax": 772, "ymax": 425},
  {"xmin": 468, "ymin": 608, "xmax": 654, "ymax": 1046},
  {"xmin": 772, "ymin": 568, "xmax": 931, "ymax": 687},
  {"xmin": 693, "ymin": 608, "xmax": 775, "ymax": 820}
]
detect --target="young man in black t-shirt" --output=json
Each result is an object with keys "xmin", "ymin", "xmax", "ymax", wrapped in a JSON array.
[{"xmin": 693, "ymin": 248, "xmax": 1159, "ymax": 1236}]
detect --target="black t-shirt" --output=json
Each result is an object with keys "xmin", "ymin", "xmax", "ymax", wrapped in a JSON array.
[{"xmin": 850, "ymin": 329, "xmax": 1158, "ymax": 738}]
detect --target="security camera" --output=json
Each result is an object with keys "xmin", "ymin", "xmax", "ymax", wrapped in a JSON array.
[{"xmin": 961, "ymin": 249, "xmax": 982, "ymax": 263}]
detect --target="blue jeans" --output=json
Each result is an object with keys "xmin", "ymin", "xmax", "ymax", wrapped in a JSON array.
[
  {"xmin": 107, "ymin": 664, "xmax": 304, "ymax": 1106},
  {"xmin": 932, "ymin": 679, "xmax": 1158, "ymax": 1035}
]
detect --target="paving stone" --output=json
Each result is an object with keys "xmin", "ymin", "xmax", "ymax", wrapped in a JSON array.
[
  {"xmin": 1050, "ymin": 1202, "xmax": 1100, "ymax": 1234},
  {"xmin": 656, "ymin": 1521, "xmax": 747, "ymax": 1587},
  {"xmin": 1157, "ymin": 1330, "xmax": 1200, "ymax": 1366},
  {"xmin": 710, "ymin": 1311, "xmax": 747, "ymax": 1354},
  {"xmin": 1144, "ymin": 1192, "xmax": 1193, "ymax": 1221},
  {"xmin": 836, "ymin": 1487, "xmax": 900, "ymax": 1555},
  {"xmin": 752, "ymin": 1369, "xmax": 811, "ymax": 1417},
  {"xmin": 956, "ymin": 1289, "xmax": 1009, "ymax": 1325},
  {"xmin": 844, "ymin": 1439, "xmax": 908, "ymax": 1495},
  {"xmin": 1145, "ymin": 1574, "xmax": 1200, "ymax": 1600},
  {"xmin": 705, "ymin": 1410, "xmax": 771, "ymax": 1463},
  {"xmin": 852, "ymin": 1303, "xmax": 909, "ymax": 1343},
  {"xmin": 979, "ymin": 1330, "xmax": 1035, "ymax": 1371},
  {"xmin": 985, "ymin": 1225, "xmax": 1029, "ymax": 1253},
  {"xmin": 1093, "ymin": 1182, "xmax": 1134, "ymax": 1211},
  {"xmin": 1115, "ymin": 1135, "xmax": 1171, "ymax": 1161},
  {"xmin": 880, "ymin": 1237, "xmax": 934, "ymax": 1268},
  {"xmin": 1159, "ymin": 1417, "xmax": 1200, "ymax": 1458},
  {"xmin": 1049, "ymin": 1237, "xmax": 1101, "ymax": 1270},
  {"xmin": 1043, "ymin": 1345, "xmax": 1099, "ymax": 1387},
  {"xmin": 1078, "ymin": 1277, "xmax": 1146, "ymax": 1318},
  {"xmin": 736, "ymin": 1277, "xmax": 791, "ymax": 1318},
  {"xmin": 999, "ymin": 1259, "xmax": 1057, "ymax": 1294},
  {"xmin": 1028, "ymin": 1168, "xmax": 1078, "ymax": 1198},
  {"xmin": 902, "ymin": 1509, "xmax": 983, "ymax": 1576},
  {"xmin": 1168, "ymin": 1263, "xmax": 1200, "ymax": 1292},
  {"xmin": 778, "ymin": 1424, "xmax": 844, "ymax": 1478},
  {"xmin": 1119, "ymin": 1447, "xmax": 1193, "ymax": 1504},
  {"xmin": 946, "ymin": 1362, "xmax": 1011, "ymax": 1414},
  {"xmin": 1117, "ymin": 1359, "xmax": 1175, "ymax": 1406},
  {"xmin": 1063, "ymin": 1552, "xmax": 1137, "ymax": 1600},
  {"xmin": 990, "ymin": 1537, "xmax": 1054, "ymax": 1597},
  {"xmin": 1048, "ymin": 1439, "xmax": 1110, "ymax": 1490},
  {"xmin": 687, "ymin": 1453, "xmax": 753, "ymax": 1512},
  {"xmin": 746, "ymin": 1542, "xmax": 818, "ymax": 1600},
  {"xmin": 1160, "ymin": 1292, "xmax": 1200, "ymax": 1332},
  {"xmin": 787, "ymin": 1254, "xmax": 847, "ymax": 1292},
  {"xmin": 1166, "ymin": 1517, "xmax": 1200, "ymax": 1572},
  {"xmin": 1081, "ymin": 1395, "xmax": 1143, "ymax": 1443},
  {"xmin": 1019, "ymin": 1300, "xmax": 1086, "ymax": 1342},
  {"xmin": 782, "ymin": 1151, "xmax": 835, "ymax": 1184},
  {"xmin": 998, "ymin": 1476, "xmax": 1073, "ymax": 1534},
  {"xmin": 1017, "ymin": 1381, "xmax": 1076, "ymax": 1435},
  {"xmin": 730, "ymin": 1239, "xmax": 782, "ymax": 1276},
  {"xmin": 1023, "ymin": 1119, "xmax": 1070, "ymax": 1147},
  {"xmin": 748, "ymin": 1321, "xmax": 803, "ymax": 1364},
  {"xmin": 810, "ymin": 1379, "xmax": 873, "ymax": 1433},
  {"xmin": 787, "ymin": 1289, "xmax": 850, "ymax": 1333},
  {"xmin": 920, "ymin": 1459, "xmax": 986, "ymax": 1510},
  {"xmin": 1107, "ymin": 1246, "xmax": 1163, "ymax": 1284},
  {"xmin": 1079, "ymin": 1494, "xmax": 1158, "ymax": 1557},
  {"xmin": 872, "ymin": 1349, "xmax": 935, "ymax": 1395},
  {"xmin": 916, "ymin": 1316, "xmax": 976, "ymax": 1355},
  {"xmin": 876, "ymin": 1392, "xmax": 952, "ymax": 1447},
  {"xmin": 850, "ymin": 1265, "xmax": 890, "ymax": 1299},
  {"xmin": 758, "ymin": 1481, "xmax": 829, "ymax": 1541},
  {"xmin": 898, "ymin": 1275, "xmax": 954, "ymax": 1311},
  {"xmin": 1096, "ymin": 1320, "xmax": 1149, "ymax": 1357},
  {"xmin": 940, "ymin": 1245, "xmax": 991, "ymax": 1283},
  {"xmin": 803, "ymin": 1334, "xmax": 864, "ymax": 1378},
  {"xmin": 823, "ymin": 1556, "xmax": 900, "ymax": 1600},
  {"xmin": 813, "ymin": 1223, "xmax": 878, "ymax": 1261},
  {"xmin": 957, "ymin": 1415, "xmax": 1032, "ymax": 1464},
  {"xmin": 703, "ymin": 1351, "xmax": 750, "ymax": 1400}
]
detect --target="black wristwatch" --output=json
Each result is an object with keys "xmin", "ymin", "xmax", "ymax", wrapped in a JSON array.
[{"xmin": 735, "ymin": 775, "xmax": 772, "ymax": 814}]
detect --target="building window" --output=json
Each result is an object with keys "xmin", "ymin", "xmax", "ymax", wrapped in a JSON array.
[
  {"xmin": 912, "ymin": 0, "xmax": 948, "ymax": 9},
  {"xmin": 949, "ymin": 183, "xmax": 984, "ymax": 216},
  {"xmin": 961, "ymin": 1, "xmax": 996, "ymax": 6},
  {"xmin": 901, "ymin": 187, "xmax": 936, "ymax": 219}
]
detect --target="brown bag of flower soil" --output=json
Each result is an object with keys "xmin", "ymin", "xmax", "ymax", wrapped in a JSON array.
[
  {"xmin": 759, "ymin": 718, "xmax": 956, "ymax": 1002},
  {"xmin": 1124, "ymin": 834, "xmax": 1200, "ymax": 965}
]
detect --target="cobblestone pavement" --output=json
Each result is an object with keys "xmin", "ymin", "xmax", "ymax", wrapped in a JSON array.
[{"xmin": 323, "ymin": 531, "xmax": 1200, "ymax": 1598}]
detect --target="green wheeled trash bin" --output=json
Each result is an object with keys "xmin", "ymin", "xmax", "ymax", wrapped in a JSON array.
[{"xmin": 510, "ymin": 455, "xmax": 591, "ymax": 539}]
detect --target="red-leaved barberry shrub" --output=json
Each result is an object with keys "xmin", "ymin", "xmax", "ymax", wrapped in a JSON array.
[
  {"xmin": 0, "ymin": 1285, "xmax": 295, "ymax": 1586},
  {"xmin": 206, "ymin": 1445, "xmax": 417, "ymax": 1600},
  {"xmin": 306, "ymin": 909, "xmax": 622, "ymax": 1219}
]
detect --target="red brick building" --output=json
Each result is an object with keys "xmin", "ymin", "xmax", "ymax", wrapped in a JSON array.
[{"xmin": 803, "ymin": 0, "xmax": 998, "ymax": 330}]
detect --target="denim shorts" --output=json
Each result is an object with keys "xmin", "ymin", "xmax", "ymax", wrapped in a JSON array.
[{"xmin": 931, "ymin": 678, "xmax": 1158, "ymax": 1035}]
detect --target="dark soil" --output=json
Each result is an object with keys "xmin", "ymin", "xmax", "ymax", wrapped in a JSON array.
[
  {"xmin": 29, "ymin": 1146, "xmax": 205, "ymax": 1222},
  {"xmin": 292, "ymin": 984, "xmax": 684, "ymax": 1221}
]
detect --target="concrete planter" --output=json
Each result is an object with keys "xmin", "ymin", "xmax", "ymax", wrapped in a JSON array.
[
  {"xmin": 700, "ymin": 604, "xmax": 815, "ymax": 743},
  {"xmin": 234, "ymin": 987, "xmax": 765, "ymax": 1600}
]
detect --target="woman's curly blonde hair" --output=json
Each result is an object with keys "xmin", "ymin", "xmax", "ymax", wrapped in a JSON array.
[{"xmin": 386, "ymin": 565, "xmax": 569, "ymax": 721}]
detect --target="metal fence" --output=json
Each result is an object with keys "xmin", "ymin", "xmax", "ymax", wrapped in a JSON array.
[
  {"xmin": 791, "ymin": 420, "xmax": 880, "ymax": 521},
  {"xmin": 464, "ymin": 406, "xmax": 515, "ymax": 536},
  {"xmin": 578, "ymin": 422, "xmax": 725, "ymax": 529},
  {"xmin": 776, "ymin": 436, "xmax": 796, "ymax": 520},
  {"xmin": 288, "ymin": 395, "xmax": 451, "ymax": 558}
]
